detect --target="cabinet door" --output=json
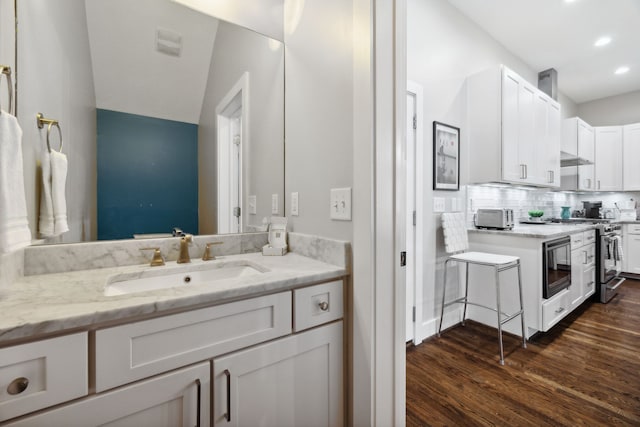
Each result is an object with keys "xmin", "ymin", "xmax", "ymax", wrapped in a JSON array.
[
  {"xmin": 595, "ymin": 126, "xmax": 623, "ymax": 191},
  {"xmin": 623, "ymin": 123, "xmax": 640, "ymax": 191},
  {"xmin": 578, "ymin": 120, "xmax": 595, "ymax": 191},
  {"xmin": 518, "ymin": 81, "xmax": 536, "ymax": 183},
  {"xmin": 213, "ymin": 322, "xmax": 343, "ymax": 427},
  {"xmin": 569, "ymin": 249, "xmax": 584, "ymax": 309},
  {"xmin": 533, "ymin": 93, "xmax": 549, "ymax": 186},
  {"xmin": 501, "ymin": 69, "xmax": 523, "ymax": 182},
  {"xmin": 4, "ymin": 362, "xmax": 210, "ymax": 427},
  {"xmin": 625, "ymin": 233, "xmax": 640, "ymax": 274},
  {"xmin": 546, "ymin": 101, "xmax": 561, "ymax": 187}
]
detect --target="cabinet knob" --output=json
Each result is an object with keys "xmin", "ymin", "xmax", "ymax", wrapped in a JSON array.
[
  {"xmin": 318, "ymin": 301, "xmax": 329, "ymax": 311},
  {"xmin": 7, "ymin": 377, "xmax": 29, "ymax": 395}
]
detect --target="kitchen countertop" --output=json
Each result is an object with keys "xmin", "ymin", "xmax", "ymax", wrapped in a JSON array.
[
  {"xmin": 0, "ymin": 252, "xmax": 347, "ymax": 345},
  {"xmin": 469, "ymin": 223, "xmax": 597, "ymax": 239}
]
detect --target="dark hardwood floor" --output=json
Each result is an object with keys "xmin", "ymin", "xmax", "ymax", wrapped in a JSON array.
[{"xmin": 406, "ymin": 278, "xmax": 640, "ymax": 426}]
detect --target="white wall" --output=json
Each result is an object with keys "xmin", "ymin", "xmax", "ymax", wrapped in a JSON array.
[
  {"xmin": 18, "ymin": 0, "xmax": 96, "ymax": 243},
  {"xmin": 198, "ymin": 20, "xmax": 284, "ymax": 234},
  {"xmin": 578, "ymin": 90, "xmax": 640, "ymax": 126},
  {"xmin": 284, "ymin": 0, "xmax": 354, "ymax": 240}
]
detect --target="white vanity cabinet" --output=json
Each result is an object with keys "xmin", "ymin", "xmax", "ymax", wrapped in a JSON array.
[
  {"xmin": 467, "ymin": 65, "xmax": 561, "ymax": 187},
  {"xmin": 623, "ymin": 224, "xmax": 640, "ymax": 275},
  {"xmin": 1, "ymin": 279, "xmax": 345, "ymax": 426},
  {"xmin": 623, "ymin": 123, "xmax": 640, "ymax": 191},
  {"xmin": 5, "ymin": 362, "xmax": 210, "ymax": 427},
  {"xmin": 594, "ymin": 126, "xmax": 623, "ymax": 191}
]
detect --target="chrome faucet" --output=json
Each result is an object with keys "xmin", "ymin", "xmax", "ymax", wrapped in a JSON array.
[{"xmin": 177, "ymin": 234, "xmax": 193, "ymax": 263}]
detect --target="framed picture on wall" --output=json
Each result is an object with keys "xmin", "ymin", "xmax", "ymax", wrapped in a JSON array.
[{"xmin": 433, "ymin": 121, "xmax": 460, "ymax": 191}]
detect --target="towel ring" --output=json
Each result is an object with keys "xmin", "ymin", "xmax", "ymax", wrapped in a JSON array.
[
  {"xmin": 36, "ymin": 112, "xmax": 63, "ymax": 153},
  {"xmin": 0, "ymin": 66, "xmax": 13, "ymax": 115}
]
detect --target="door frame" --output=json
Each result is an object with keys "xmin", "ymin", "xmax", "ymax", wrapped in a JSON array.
[{"xmin": 216, "ymin": 72, "xmax": 250, "ymax": 234}]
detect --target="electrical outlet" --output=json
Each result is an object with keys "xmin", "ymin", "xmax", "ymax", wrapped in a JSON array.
[
  {"xmin": 271, "ymin": 194, "xmax": 279, "ymax": 214},
  {"xmin": 330, "ymin": 187, "xmax": 352, "ymax": 220},
  {"xmin": 291, "ymin": 192, "xmax": 299, "ymax": 216},
  {"xmin": 248, "ymin": 195, "xmax": 257, "ymax": 215},
  {"xmin": 433, "ymin": 197, "xmax": 445, "ymax": 213}
]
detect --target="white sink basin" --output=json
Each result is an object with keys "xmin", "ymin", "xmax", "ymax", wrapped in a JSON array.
[{"xmin": 104, "ymin": 260, "xmax": 267, "ymax": 296}]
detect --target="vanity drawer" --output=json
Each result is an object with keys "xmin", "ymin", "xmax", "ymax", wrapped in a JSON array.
[
  {"xmin": 0, "ymin": 333, "xmax": 88, "ymax": 422},
  {"xmin": 542, "ymin": 290, "xmax": 570, "ymax": 331},
  {"xmin": 95, "ymin": 292, "xmax": 292, "ymax": 392},
  {"xmin": 293, "ymin": 280, "xmax": 344, "ymax": 332}
]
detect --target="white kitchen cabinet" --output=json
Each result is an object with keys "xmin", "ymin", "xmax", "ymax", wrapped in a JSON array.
[
  {"xmin": 5, "ymin": 362, "xmax": 210, "ymax": 427},
  {"xmin": 569, "ymin": 231, "xmax": 596, "ymax": 310},
  {"xmin": 594, "ymin": 126, "xmax": 623, "ymax": 191},
  {"xmin": 468, "ymin": 65, "xmax": 561, "ymax": 187},
  {"xmin": 623, "ymin": 123, "xmax": 640, "ymax": 191},
  {"xmin": 213, "ymin": 321, "xmax": 343, "ymax": 427},
  {"xmin": 561, "ymin": 117, "xmax": 595, "ymax": 191},
  {"xmin": 623, "ymin": 224, "xmax": 640, "ymax": 275}
]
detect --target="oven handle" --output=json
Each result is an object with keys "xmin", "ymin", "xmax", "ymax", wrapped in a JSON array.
[{"xmin": 608, "ymin": 277, "xmax": 625, "ymax": 291}]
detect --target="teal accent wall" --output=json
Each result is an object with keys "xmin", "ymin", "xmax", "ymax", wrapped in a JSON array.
[{"xmin": 97, "ymin": 109, "xmax": 198, "ymax": 240}]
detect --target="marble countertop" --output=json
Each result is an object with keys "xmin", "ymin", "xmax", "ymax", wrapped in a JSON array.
[
  {"xmin": 469, "ymin": 223, "xmax": 597, "ymax": 239},
  {"xmin": 0, "ymin": 252, "xmax": 347, "ymax": 345}
]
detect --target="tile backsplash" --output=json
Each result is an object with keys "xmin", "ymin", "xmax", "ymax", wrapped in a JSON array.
[{"xmin": 466, "ymin": 185, "xmax": 640, "ymax": 223}]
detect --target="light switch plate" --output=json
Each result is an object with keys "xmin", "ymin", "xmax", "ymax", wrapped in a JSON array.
[
  {"xmin": 330, "ymin": 187, "xmax": 352, "ymax": 220},
  {"xmin": 271, "ymin": 194, "xmax": 279, "ymax": 214},
  {"xmin": 291, "ymin": 192, "xmax": 299, "ymax": 216},
  {"xmin": 248, "ymin": 195, "xmax": 257, "ymax": 215},
  {"xmin": 433, "ymin": 197, "xmax": 445, "ymax": 213}
]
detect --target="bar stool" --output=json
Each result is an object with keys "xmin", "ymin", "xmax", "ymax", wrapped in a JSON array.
[{"xmin": 437, "ymin": 212, "xmax": 527, "ymax": 365}]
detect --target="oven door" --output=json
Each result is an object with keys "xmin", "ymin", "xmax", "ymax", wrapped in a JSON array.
[
  {"xmin": 601, "ymin": 235, "xmax": 619, "ymax": 283},
  {"xmin": 543, "ymin": 236, "xmax": 572, "ymax": 299}
]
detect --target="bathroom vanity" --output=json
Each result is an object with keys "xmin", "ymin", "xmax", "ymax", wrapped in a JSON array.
[{"xmin": 0, "ymin": 233, "xmax": 349, "ymax": 426}]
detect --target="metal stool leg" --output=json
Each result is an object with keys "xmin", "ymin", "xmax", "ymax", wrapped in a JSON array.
[
  {"xmin": 517, "ymin": 261, "xmax": 527, "ymax": 349},
  {"xmin": 494, "ymin": 266, "xmax": 505, "ymax": 365},
  {"xmin": 461, "ymin": 262, "xmax": 469, "ymax": 326},
  {"xmin": 438, "ymin": 258, "xmax": 451, "ymax": 336}
]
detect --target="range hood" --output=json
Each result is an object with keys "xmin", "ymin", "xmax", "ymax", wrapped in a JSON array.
[{"xmin": 560, "ymin": 151, "xmax": 594, "ymax": 167}]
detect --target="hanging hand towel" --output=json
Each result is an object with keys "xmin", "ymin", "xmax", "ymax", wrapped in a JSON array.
[
  {"xmin": 50, "ymin": 150, "xmax": 69, "ymax": 235},
  {"xmin": 38, "ymin": 150, "xmax": 54, "ymax": 237},
  {"xmin": 0, "ymin": 110, "xmax": 32, "ymax": 253}
]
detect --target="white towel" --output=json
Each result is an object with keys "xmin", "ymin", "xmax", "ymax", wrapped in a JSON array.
[
  {"xmin": 0, "ymin": 110, "xmax": 32, "ymax": 253},
  {"xmin": 39, "ymin": 150, "xmax": 68, "ymax": 236}
]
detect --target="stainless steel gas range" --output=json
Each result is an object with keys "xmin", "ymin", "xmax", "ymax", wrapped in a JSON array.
[{"xmin": 551, "ymin": 218, "xmax": 625, "ymax": 303}]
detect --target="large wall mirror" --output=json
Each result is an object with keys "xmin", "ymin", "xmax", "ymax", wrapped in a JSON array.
[{"xmin": 5, "ymin": 0, "xmax": 284, "ymax": 244}]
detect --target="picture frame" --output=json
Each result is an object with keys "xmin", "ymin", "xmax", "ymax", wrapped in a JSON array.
[{"xmin": 433, "ymin": 121, "xmax": 460, "ymax": 191}]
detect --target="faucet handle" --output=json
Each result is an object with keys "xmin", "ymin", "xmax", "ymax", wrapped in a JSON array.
[
  {"xmin": 140, "ymin": 247, "xmax": 165, "ymax": 266},
  {"xmin": 202, "ymin": 241, "xmax": 223, "ymax": 261},
  {"xmin": 182, "ymin": 233, "xmax": 193, "ymax": 243}
]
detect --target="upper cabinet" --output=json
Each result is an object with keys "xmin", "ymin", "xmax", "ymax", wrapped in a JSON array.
[
  {"xmin": 594, "ymin": 126, "xmax": 623, "ymax": 191},
  {"xmin": 468, "ymin": 65, "xmax": 561, "ymax": 187},
  {"xmin": 623, "ymin": 123, "xmax": 640, "ymax": 191},
  {"xmin": 561, "ymin": 117, "xmax": 595, "ymax": 191}
]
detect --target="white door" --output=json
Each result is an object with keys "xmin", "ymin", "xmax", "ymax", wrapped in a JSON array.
[
  {"xmin": 213, "ymin": 322, "xmax": 343, "ymax": 427},
  {"xmin": 5, "ymin": 363, "xmax": 210, "ymax": 427},
  {"xmin": 595, "ymin": 126, "xmax": 623, "ymax": 191},
  {"xmin": 501, "ymin": 69, "xmax": 522, "ymax": 182},
  {"xmin": 406, "ymin": 82, "xmax": 425, "ymax": 345},
  {"xmin": 533, "ymin": 92, "xmax": 549, "ymax": 185},
  {"xmin": 577, "ymin": 120, "xmax": 595, "ymax": 191},
  {"xmin": 547, "ymin": 100, "xmax": 561, "ymax": 187},
  {"xmin": 623, "ymin": 123, "xmax": 640, "ymax": 191}
]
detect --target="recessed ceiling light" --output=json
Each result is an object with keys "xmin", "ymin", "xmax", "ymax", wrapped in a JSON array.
[
  {"xmin": 564, "ymin": 0, "xmax": 578, "ymax": 3},
  {"xmin": 615, "ymin": 66, "xmax": 630, "ymax": 75},
  {"xmin": 594, "ymin": 36, "xmax": 611, "ymax": 47}
]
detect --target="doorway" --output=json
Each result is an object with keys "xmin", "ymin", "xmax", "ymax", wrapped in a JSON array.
[{"xmin": 406, "ymin": 81, "xmax": 426, "ymax": 345}]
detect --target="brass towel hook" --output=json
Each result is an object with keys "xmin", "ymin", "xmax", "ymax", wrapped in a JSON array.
[
  {"xmin": 0, "ymin": 65, "xmax": 13, "ymax": 115},
  {"xmin": 36, "ymin": 112, "xmax": 64, "ymax": 153}
]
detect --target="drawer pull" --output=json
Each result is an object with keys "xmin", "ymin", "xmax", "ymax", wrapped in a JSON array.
[
  {"xmin": 195, "ymin": 379, "xmax": 201, "ymax": 427},
  {"xmin": 7, "ymin": 377, "xmax": 29, "ymax": 395},
  {"xmin": 318, "ymin": 301, "xmax": 329, "ymax": 311},
  {"xmin": 555, "ymin": 307, "xmax": 565, "ymax": 315},
  {"xmin": 224, "ymin": 369, "xmax": 231, "ymax": 422}
]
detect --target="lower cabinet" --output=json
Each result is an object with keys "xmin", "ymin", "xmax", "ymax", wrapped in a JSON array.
[
  {"xmin": 213, "ymin": 321, "xmax": 343, "ymax": 427},
  {"xmin": 5, "ymin": 362, "xmax": 210, "ymax": 427},
  {"xmin": 569, "ymin": 240, "xmax": 596, "ymax": 309},
  {"xmin": 623, "ymin": 225, "xmax": 640, "ymax": 274}
]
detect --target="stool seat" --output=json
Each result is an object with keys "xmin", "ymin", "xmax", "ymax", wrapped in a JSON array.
[{"xmin": 449, "ymin": 251, "xmax": 519, "ymax": 266}]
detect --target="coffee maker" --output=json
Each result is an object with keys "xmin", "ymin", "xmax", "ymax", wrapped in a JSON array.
[{"xmin": 582, "ymin": 201, "xmax": 602, "ymax": 219}]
